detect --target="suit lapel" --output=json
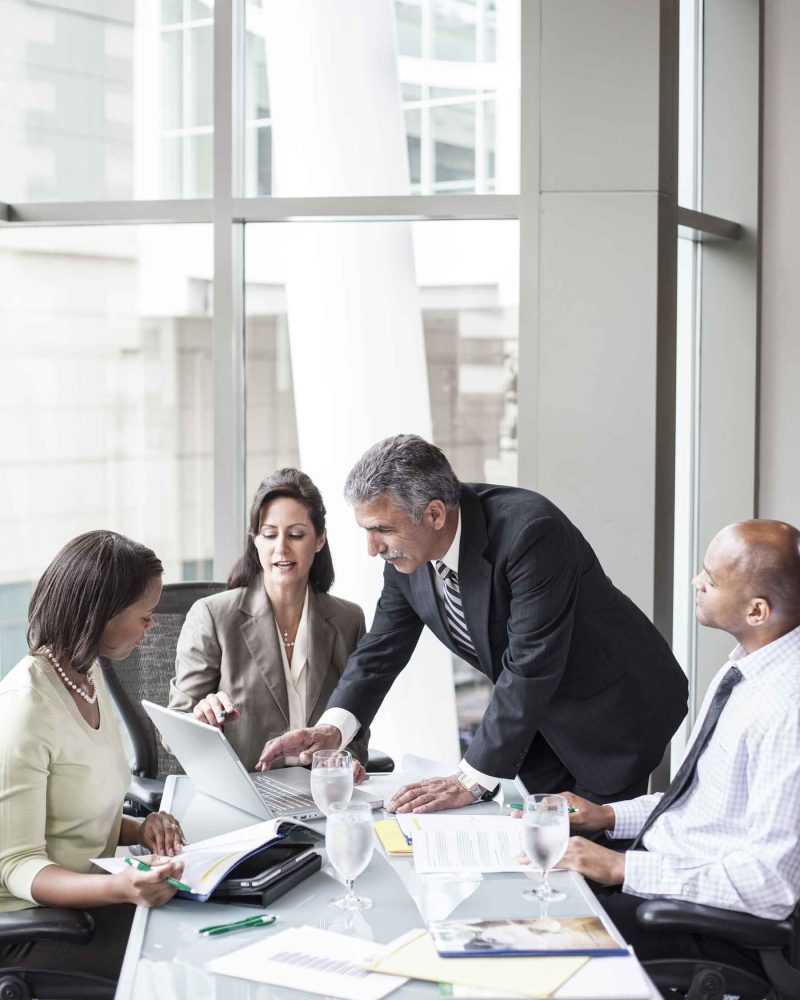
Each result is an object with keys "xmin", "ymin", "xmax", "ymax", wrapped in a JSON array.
[
  {"xmin": 238, "ymin": 579, "xmax": 290, "ymax": 725},
  {"xmin": 457, "ymin": 485, "xmax": 493, "ymax": 674},
  {"xmin": 305, "ymin": 590, "xmax": 336, "ymax": 718}
]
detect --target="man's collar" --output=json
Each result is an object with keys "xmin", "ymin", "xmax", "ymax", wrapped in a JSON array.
[
  {"xmin": 433, "ymin": 508, "xmax": 461, "ymax": 574},
  {"xmin": 728, "ymin": 623, "xmax": 800, "ymax": 680}
]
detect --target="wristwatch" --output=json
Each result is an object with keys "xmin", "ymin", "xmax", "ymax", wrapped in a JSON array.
[{"xmin": 456, "ymin": 770, "xmax": 500, "ymax": 802}]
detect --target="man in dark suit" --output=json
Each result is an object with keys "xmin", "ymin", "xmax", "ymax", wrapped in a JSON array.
[{"xmin": 258, "ymin": 435, "xmax": 688, "ymax": 813}]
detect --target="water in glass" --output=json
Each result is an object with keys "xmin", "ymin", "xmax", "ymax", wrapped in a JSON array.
[
  {"xmin": 325, "ymin": 801, "xmax": 374, "ymax": 910},
  {"xmin": 310, "ymin": 749, "xmax": 353, "ymax": 816}
]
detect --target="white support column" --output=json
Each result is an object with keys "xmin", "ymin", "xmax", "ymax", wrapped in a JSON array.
[{"xmin": 262, "ymin": 0, "xmax": 460, "ymax": 767}]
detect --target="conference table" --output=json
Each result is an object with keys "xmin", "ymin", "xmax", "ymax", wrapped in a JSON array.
[{"xmin": 115, "ymin": 771, "xmax": 661, "ymax": 999}]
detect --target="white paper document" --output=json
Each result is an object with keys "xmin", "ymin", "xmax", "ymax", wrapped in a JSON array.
[
  {"xmin": 410, "ymin": 816, "xmax": 531, "ymax": 874},
  {"xmin": 92, "ymin": 818, "xmax": 291, "ymax": 898},
  {"xmin": 206, "ymin": 926, "xmax": 407, "ymax": 1000}
]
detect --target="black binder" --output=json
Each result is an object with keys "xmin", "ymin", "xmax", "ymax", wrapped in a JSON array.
[{"xmin": 211, "ymin": 841, "xmax": 322, "ymax": 908}]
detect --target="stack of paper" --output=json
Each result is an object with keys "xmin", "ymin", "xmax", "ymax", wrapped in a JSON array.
[
  {"xmin": 207, "ymin": 926, "xmax": 407, "ymax": 1000},
  {"xmin": 374, "ymin": 819, "xmax": 413, "ymax": 856},
  {"xmin": 406, "ymin": 815, "xmax": 531, "ymax": 874},
  {"xmin": 363, "ymin": 929, "xmax": 587, "ymax": 998}
]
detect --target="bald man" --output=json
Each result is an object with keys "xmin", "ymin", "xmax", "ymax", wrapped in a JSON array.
[{"xmin": 554, "ymin": 519, "xmax": 800, "ymax": 966}]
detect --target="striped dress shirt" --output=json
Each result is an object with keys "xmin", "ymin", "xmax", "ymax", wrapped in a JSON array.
[{"xmin": 608, "ymin": 624, "xmax": 800, "ymax": 919}]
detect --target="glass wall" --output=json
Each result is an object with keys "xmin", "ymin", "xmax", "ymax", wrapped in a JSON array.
[
  {"xmin": 244, "ymin": 218, "xmax": 519, "ymax": 750},
  {"xmin": 0, "ymin": 224, "xmax": 213, "ymax": 675}
]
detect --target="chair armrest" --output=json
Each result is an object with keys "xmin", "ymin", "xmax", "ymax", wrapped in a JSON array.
[
  {"xmin": 366, "ymin": 749, "xmax": 395, "ymax": 773},
  {"xmin": 637, "ymin": 899, "xmax": 794, "ymax": 949},
  {"xmin": 126, "ymin": 775, "xmax": 164, "ymax": 813},
  {"xmin": 0, "ymin": 907, "xmax": 94, "ymax": 946}
]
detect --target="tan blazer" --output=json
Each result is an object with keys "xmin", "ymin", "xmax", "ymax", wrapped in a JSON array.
[{"xmin": 168, "ymin": 580, "xmax": 368, "ymax": 768}]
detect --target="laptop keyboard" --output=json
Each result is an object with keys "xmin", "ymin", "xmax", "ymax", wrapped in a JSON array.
[{"xmin": 251, "ymin": 773, "xmax": 318, "ymax": 813}]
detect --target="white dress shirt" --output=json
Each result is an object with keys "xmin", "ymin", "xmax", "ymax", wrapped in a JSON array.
[
  {"xmin": 608, "ymin": 624, "xmax": 800, "ymax": 919},
  {"xmin": 319, "ymin": 511, "xmax": 500, "ymax": 795},
  {"xmin": 275, "ymin": 587, "xmax": 310, "ymax": 764}
]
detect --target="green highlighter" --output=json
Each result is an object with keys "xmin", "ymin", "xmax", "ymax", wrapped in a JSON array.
[
  {"xmin": 123, "ymin": 856, "xmax": 193, "ymax": 893},
  {"xmin": 198, "ymin": 914, "xmax": 277, "ymax": 937}
]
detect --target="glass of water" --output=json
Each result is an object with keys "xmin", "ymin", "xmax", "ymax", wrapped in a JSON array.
[
  {"xmin": 325, "ymin": 801, "xmax": 374, "ymax": 910},
  {"xmin": 522, "ymin": 793, "xmax": 569, "ymax": 913},
  {"xmin": 310, "ymin": 749, "xmax": 353, "ymax": 816}
]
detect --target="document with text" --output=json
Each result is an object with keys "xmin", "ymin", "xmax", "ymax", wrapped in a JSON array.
[
  {"xmin": 206, "ymin": 926, "xmax": 407, "ymax": 1000},
  {"xmin": 409, "ymin": 816, "xmax": 531, "ymax": 874}
]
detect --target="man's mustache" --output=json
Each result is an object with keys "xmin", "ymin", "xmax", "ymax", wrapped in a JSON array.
[{"xmin": 380, "ymin": 550, "xmax": 406, "ymax": 561}]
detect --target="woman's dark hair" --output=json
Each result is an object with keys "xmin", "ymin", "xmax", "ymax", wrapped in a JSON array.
[
  {"xmin": 228, "ymin": 468, "xmax": 334, "ymax": 593},
  {"xmin": 27, "ymin": 530, "xmax": 163, "ymax": 674}
]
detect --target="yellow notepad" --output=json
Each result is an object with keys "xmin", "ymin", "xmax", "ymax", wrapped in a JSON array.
[
  {"xmin": 374, "ymin": 819, "xmax": 413, "ymax": 855},
  {"xmin": 363, "ymin": 929, "xmax": 587, "ymax": 998}
]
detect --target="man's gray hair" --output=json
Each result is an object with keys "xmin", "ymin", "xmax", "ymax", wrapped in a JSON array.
[{"xmin": 344, "ymin": 435, "xmax": 462, "ymax": 522}]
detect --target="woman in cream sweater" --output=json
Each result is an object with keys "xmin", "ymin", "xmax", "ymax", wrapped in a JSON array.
[
  {"xmin": 168, "ymin": 468, "xmax": 369, "ymax": 773},
  {"xmin": 0, "ymin": 531, "xmax": 186, "ymax": 981}
]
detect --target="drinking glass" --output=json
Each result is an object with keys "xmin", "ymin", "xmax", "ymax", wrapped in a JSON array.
[
  {"xmin": 310, "ymin": 749, "xmax": 353, "ymax": 816},
  {"xmin": 521, "ymin": 793, "xmax": 569, "ymax": 920},
  {"xmin": 325, "ymin": 801, "xmax": 374, "ymax": 910}
]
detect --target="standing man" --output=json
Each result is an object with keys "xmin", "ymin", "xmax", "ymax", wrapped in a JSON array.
[
  {"xmin": 555, "ymin": 519, "xmax": 800, "ymax": 964},
  {"xmin": 258, "ymin": 435, "xmax": 688, "ymax": 811}
]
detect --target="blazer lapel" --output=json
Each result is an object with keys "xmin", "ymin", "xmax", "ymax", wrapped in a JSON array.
[
  {"xmin": 238, "ymin": 580, "xmax": 290, "ymax": 725},
  {"xmin": 305, "ymin": 590, "xmax": 336, "ymax": 718},
  {"xmin": 457, "ymin": 485, "xmax": 493, "ymax": 674}
]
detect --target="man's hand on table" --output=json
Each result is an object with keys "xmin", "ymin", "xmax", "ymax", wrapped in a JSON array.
[
  {"xmin": 256, "ymin": 724, "xmax": 342, "ymax": 771},
  {"xmin": 559, "ymin": 837, "xmax": 626, "ymax": 886},
  {"xmin": 387, "ymin": 775, "xmax": 477, "ymax": 813}
]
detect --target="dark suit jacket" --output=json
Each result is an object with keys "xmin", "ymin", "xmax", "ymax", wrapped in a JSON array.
[
  {"xmin": 168, "ymin": 580, "xmax": 368, "ymax": 768},
  {"xmin": 327, "ymin": 483, "xmax": 688, "ymax": 795}
]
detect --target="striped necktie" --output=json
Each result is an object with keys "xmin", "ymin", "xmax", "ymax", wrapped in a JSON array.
[
  {"xmin": 631, "ymin": 663, "xmax": 743, "ymax": 849},
  {"xmin": 434, "ymin": 560, "xmax": 477, "ymax": 658}
]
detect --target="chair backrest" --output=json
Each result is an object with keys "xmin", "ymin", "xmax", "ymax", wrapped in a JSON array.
[{"xmin": 100, "ymin": 581, "xmax": 226, "ymax": 782}]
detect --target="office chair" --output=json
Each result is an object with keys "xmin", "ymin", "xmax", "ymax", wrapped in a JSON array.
[
  {"xmin": 102, "ymin": 581, "xmax": 393, "ymax": 814},
  {"xmin": 0, "ymin": 908, "xmax": 115, "ymax": 1000},
  {"xmin": 99, "ymin": 581, "xmax": 227, "ymax": 814},
  {"xmin": 637, "ymin": 898, "xmax": 800, "ymax": 1000}
]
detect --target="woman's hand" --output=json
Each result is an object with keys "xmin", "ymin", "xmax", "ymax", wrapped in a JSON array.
[
  {"xmin": 192, "ymin": 691, "xmax": 240, "ymax": 728},
  {"xmin": 560, "ymin": 792, "xmax": 616, "ymax": 834},
  {"xmin": 352, "ymin": 760, "xmax": 367, "ymax": 785},
  {"xmin": 113, "ymin": 855, "xmax": 185, "ymax": 907},
  {"xmin": 139, "ymin": 811, "xmax": 188, "ymax": 856}
]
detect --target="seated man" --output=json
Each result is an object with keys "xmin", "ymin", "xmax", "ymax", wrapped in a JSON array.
[{"xmin": 559, "ymin": 519, "xmax": 800, "ymax": 969}]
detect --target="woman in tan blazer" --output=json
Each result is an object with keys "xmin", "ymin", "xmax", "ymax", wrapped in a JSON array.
[{"xmin": 168, "ymin": 469, "xmax": 368, "ymax": 770}]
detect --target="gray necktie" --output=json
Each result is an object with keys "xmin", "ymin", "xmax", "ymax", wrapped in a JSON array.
[
  {"xmin": 434, "ymin": 561, "xmax": 477, "ymax": 658},
  {"xmin": 631, "ymin": 664, "xmax": 744, "ymax": 849}
]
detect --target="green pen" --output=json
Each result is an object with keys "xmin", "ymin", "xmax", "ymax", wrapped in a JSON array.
[
  {"xmin": 198, "ymin": 914, "xmax": 277, "ymax": 936},
  {"xmin": 123, "ymin": 856, "xmax": 193, "ymax": 893}
]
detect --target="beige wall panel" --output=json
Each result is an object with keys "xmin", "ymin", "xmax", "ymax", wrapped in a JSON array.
[{"xmin": 536, "ymin": 191, "xmax": 660, "ymax": 615}]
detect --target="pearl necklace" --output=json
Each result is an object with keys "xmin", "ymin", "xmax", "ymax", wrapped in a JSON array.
[
  {"xmin": 280, "ymin": 627, "xmax": 296, "ymax": 650},
  {"xmin": 41, "ymin": 645, "xmax": 97, "ymax": 705}
]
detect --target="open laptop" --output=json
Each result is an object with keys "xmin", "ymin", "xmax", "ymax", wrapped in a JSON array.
[{"xmin": 142, "ymin": 701, "xmax": 383, "ymax": 821}]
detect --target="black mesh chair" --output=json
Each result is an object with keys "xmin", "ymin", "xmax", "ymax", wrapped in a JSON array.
[
  {"xmin": 0, "ymin": 909, "xmax": 114, "ymax": 1000},
  {"xmin": 100, "ymin": 581, "xmax": 227, "ymax": 814},
  {"xmin": 637, "ymin": 898, "xmax": 800, "ymax": 1000},
  {"xmin": 102, "ymin": 581, "xmax": 393, "ymax": 814}
]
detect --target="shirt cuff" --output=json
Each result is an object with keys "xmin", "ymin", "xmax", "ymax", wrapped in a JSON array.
[
  {"xmin": 317, "ymin": 708, "xmax": 360, "ymax": 749},
  {"xmin": 623, "ymin": 850, "xmax": 686, "ymax": 898},
  {"xmin": 607, "ymin": 793, "xmax": 662, "ymax": 840},
  {"xmin": 459, "ymin": 758, "xmax": 501, "ymax": 796}
]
